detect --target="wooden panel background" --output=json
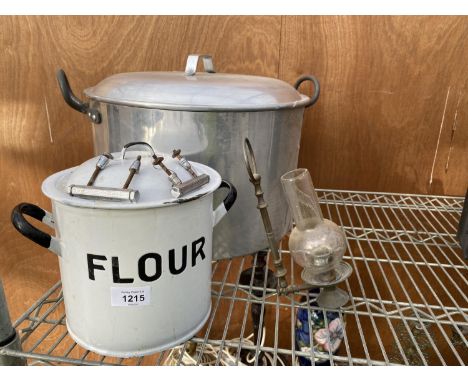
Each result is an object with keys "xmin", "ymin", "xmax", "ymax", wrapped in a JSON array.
[
  {"xmin": 282, "ymin": 16, "xmax": 468, "ymax": 196},
  {"xmin": 0, "ymin": 16, "xmax": 467, "ymax": 363}
]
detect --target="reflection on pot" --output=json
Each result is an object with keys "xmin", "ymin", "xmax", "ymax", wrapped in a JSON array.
[{"xmin": 103, "ymin": 105, "xmax": 210, "ymax": 156}]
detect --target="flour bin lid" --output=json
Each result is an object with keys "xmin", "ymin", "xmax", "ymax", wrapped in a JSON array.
[
  {"xmin": 41, "ymin": 143, "xmax": 222, "ymax": 209},
  {"xmin": 83, "ymin": 54, "xmax": 312, "ymax": 111}
]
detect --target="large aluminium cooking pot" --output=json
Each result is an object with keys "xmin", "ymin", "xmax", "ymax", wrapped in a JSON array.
[
  {"xmin": 11, "ymin": 142, "xmax": 237, "ymax": 357},
  {"xmin": 57, "ymin": 54, "xmax": 320, "ymax": 259}
]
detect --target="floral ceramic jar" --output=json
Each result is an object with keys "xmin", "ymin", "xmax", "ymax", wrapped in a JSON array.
[{"xmin": 295, "ymin": 289, "xmax": 345, "ymax": 366}]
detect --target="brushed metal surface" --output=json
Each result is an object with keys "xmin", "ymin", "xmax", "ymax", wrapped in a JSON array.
[{"xmin": 89, "ymin": 101, "xmax": 304, "ymax": 259}]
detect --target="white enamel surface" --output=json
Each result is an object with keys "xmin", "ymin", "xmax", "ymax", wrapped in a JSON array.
[
  {"xmin": 51, "ymin": 196, "xmax": 214, "ymax": 357},
  {"xmin": 41, "ymin": 211, "xmax": 55, "ymax": 228},
  {"xmin": 212, "ymin": 203, "xmax": 227, "ymax": 227},
  {"xmin": 84, "ymin": 72, "xmax": 310, "ymax": 111},
  {"xmin": 48, "ymin": 237, "xmax": 62, "ymax": 257},
  {"xmin": 66, "ymin": 308, "xmax": 212, "ymax": 358},
  {"xmin": 41, "ymin": 151, "xmax": 221, "ymax": 209}
]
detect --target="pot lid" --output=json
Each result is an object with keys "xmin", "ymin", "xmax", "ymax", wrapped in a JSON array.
[
  {"xmin": 83, "ymin": 54, "xmax": 311, "ymax": 111},
  {"xmin": 42, "ymin": 143, "xmax": 221, "ymax": 210}
]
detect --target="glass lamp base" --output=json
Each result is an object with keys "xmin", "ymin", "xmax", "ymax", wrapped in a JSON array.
[
  {"xmin": 301, "ymin": 261, "xmax": 352, "ymax": 287},
  {"xmin": 316, "ymin": 286, "xmax": 350, "ymax": 309}
]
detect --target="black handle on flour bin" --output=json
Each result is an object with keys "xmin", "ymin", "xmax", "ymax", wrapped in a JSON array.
[
  {"xmin": 56, "ymin": 69, "xmax": 102, "ymax": 124},
  {"xmin": 212, "ymin": 180, "xmax": 237, "ymax": 227},
  {"xmin": 294, "ymin": 75, "xmax": 320, "ymax": 108},
  {"xmin": 11, "ymin": 203, "xmax": 52, "ymax": 249},
  {"xmin": 219, "ymin": 180, "xmax": 237, "ymax": 212}
]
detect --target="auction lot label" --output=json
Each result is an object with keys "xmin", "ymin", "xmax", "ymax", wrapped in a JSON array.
[{"xmin": 111, "ymin": 286, "xmax": 151, "ymax": 307}]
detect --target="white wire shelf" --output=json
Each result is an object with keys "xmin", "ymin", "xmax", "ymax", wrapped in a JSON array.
[{"xmin": 1, "ymin": 189, "xmax": 467, "ymax": 366}]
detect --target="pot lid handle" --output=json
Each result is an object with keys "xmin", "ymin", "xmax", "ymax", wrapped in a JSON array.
[{"xmin": 185, "ymin": 54, "xmax": 216, "ymax": 76}]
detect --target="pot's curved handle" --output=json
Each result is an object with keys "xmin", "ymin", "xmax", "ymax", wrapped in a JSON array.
[
  {"xmin": 294, "ymin": 75, "xmax": 320, "ymax": 108},
  {"xmin": 213, "ymin": 180, "xmax": 237, "ymax": 227},
  {"xmin": 56, "ymin": 69, "xmax": 102, "ymax": 124},
  {"xmin": 11, "ymin": 203, "xmax": 61, "ymax": 256}
]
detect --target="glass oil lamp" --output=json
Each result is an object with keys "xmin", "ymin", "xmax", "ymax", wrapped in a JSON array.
[{"xmin": 281, "ymin": 168, "xmax": 347, "ymax": 285}]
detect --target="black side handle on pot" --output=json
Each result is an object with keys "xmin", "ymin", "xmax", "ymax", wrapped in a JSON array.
[
  {"xmin": 11, "ymin": 203, "xmax": 52, "ymax": 249},
  {"xmin": 294, "ymin": 75, "xmax": 320, "ymax": 108},
  {"xmin": 56, "ymin": 69, "xmax": 102, "ymax": 124}
]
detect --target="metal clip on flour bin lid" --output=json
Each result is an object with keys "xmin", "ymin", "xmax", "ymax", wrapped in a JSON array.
[
  {"xmin": 153, "ymin": 156, "xmax": 182, "ymax": 186},
  {"xmin": 170, "ymin": 149, "xmax": 210, "ymax": 198},
  {"xmin": 172, "ymin": 149, "xmax": 197, "ymax": 178},
  {"xmin": 171, "ymin": 174, "xmax": 210, "ymax": 198},
  {"xmin": 68, "ymin": 152, "xmax": 141, "ymax": 202}
]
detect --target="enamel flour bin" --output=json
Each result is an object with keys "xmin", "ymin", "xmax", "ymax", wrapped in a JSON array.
[{"xmin": 11, "ymin": 143, "xmax": 237, "ymax": 357}]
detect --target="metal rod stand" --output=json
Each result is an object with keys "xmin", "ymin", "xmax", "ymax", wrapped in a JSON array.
[{"xmin": 0, "ymin": 279, "xmax": 26, "ymax": 365}]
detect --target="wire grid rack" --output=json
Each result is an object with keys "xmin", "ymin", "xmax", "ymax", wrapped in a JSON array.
[{"xmin": 1, "ymin": 189, "xmax": 467, "ymax": 366}]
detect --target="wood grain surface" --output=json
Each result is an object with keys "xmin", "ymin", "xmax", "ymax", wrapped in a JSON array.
[
  {"xmin": 281, "ymin": 16, "xmax": 468, "ymax": 196},
  {"xmin": 0, "ymin": 16, "xmax": 466, "ymax": 364}
]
